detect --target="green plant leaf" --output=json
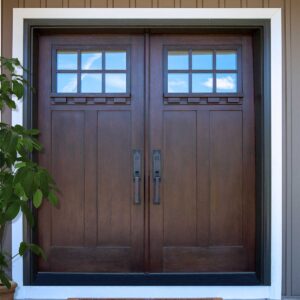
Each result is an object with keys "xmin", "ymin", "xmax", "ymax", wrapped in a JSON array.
[
  {"xmin": 25, "ymin": 128, "xmax": 40, "ymax": 136},
  {"xmin": 0, "ymin": 152, "xmax": 5, "ymax": 168},
  {"xmin": 18, "ymin": 242, "xmax": 46, "ymax": 260},
  {"xmin": 14, "ymin": 167, "xmax": 28, "ymax": 185},
  {"xmin": 31, "ymin": 137, "xmax": 42, "ymax": 151},
  {"xmin": 48, "ymin": 190, "xmax": 58, "ymax": 206},
  {"xmin": 14, "ymin": 182, "xmax": 26, "ymax": 199},
  {"xmin": 13, "ymin": 124, "xmax": 25, "ymax": 134},
  {"xmin": 33, "ymin": 189, "xmax": 43, "ymax": 208},
  {"xmin": 29, "ymin": 243, "xmax": 46, "ymax": 259},
  {"xmin": 0, "ymin": 79, "xmax": 10, "ymax": 93},
  {"xmin": 39, "ymin": 171, "xmax": 50, "ymax": 195},
  {"xmin": 21, "ymin": 137, "xmax": 34, "ymax": 152},
  {"xmin": 12, "ymin": 80, "xmax": 24, "ymax": 99},
  {"xmin": 5, "ymin": 98, "xmax": 17, "ymax": 109},
  {"xmin": 1, "ymin": 185, "xmax": 13, "ymax": 203},
  {"xmin": 0, "ymin": 253, "xmax": 8, "ymax": 268},
  {"xmin": 20, "ymin": 203, "xmax": 34, "ymax": 227},
  {"xmin": 1, "ymin": 57, "xmax": 14, "ymax": 72},
  {"xmin": 2, "ymin": 130, "xmax": 12, "ymax": 151},
  {"xmin": 18, "ymin": 241, "xmax": 27, "ymax": 256},
  {"xmin": 5, "ymin": 202, "xmax": 20, "ymax": 221},
  {"xmin": 0, "ymin": 270, "xmax": 11, "ymax": 288},
  {"xmin": 7, "ymin": 133, "xmax": 18, "ymax": 158},
  {"xmin": 22, "ymin": 169, "xmax": 35, "ymax": 197},
  {"xmin": 15, "ymin": 161, "xmax": 27, "ymax": 169}
]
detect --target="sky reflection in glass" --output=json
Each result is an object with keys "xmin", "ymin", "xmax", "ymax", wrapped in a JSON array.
[
  {"xmin": 192, "ymin": 73, "xmax": 213, "ymax": 93},
  {"xmin": 168, "ymin": 51, "xmax": 189, "ymax": 70},
  {"xmin": 192, "ymin": 51, "xmax": 213, "ymax": 70},
  {"xmin": 81, "ymin": 73, "xmax": 102, "ymax": 93},
  {"xmin": 216, "ymin": 51, "xmax": 237, "ymax": 70},
  {"xmin": 57, "ymin": 52, "xmax": 78, "ymax": 70},
  {"xmin": 168, "ymin": 73, "xmax": 189, "ymax": 93},
  {"xmin": 105, "ymin": 51, "xmax": 126, "ymax": 70},
  {"xmin": 81, "ymin": 52, "xmax": 102, "ymax": 70},
  {"xmin": 105, "ymin": 73, "xmax": 126, "ymax": 93},
  {"xmin": 57, "ymin": 73, "xmax": 77, "ymax": 93},
  {"xmin": 216, "ymin": 73, "xmax": 237, "ymax": 93}
]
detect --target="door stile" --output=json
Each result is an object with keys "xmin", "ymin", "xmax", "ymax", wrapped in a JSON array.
[
  {"xmin": 144, "ymin": 32, "xmax": 151, "ymax": 273},
  {"xmin": 241, "ymin": 35, "xmax": 256, "ymax": 270},
  {"xmin": 128, "ymin": 34, "xmax": 146, "ymax": 271},
  {"xmin": 84, "ymin": 110, "xmax": 98, "ymax": 247},
  {"xmin": 149, "ymin": 35, "xmax": 165, "ymax": 272}
]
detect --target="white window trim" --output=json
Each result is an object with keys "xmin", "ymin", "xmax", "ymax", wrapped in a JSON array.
[{"xmin": 11, "ymin": 8, "xmax": 282, "ymax": 300}]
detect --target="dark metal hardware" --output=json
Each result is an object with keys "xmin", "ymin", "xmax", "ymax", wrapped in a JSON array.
[
  {"xmin": 133, "ymin": 150, "xmax": 141, "ymax": 204},
  {"xmin": 152, "ymin": 150, "xmax": 161, "ymax": 204}
]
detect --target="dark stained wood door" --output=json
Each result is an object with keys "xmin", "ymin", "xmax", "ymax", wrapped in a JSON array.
[
  {"xmin": 37, "ymin": 32, "xmax": 256, "ymax": 275},
  {"xmin": 148, "ymin": 34, "xmax": 256, "ymax": 272},
  {"xmin": 37, "ymin": 33, "xmax": 145, "ymax": 272}
]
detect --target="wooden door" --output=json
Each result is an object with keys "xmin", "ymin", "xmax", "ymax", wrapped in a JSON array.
[
  {"xmin": 149, "ymin": 34, "xmax": 256, "ymax": 272},
  {"xmin": 37, "ymin": 33, "xmax": 145, "ymax": 272},
  {"xmin": 37, "ymin": 32, "xmax": 256, "ymax": 276}
]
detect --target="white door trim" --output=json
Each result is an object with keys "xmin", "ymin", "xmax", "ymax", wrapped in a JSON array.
[{"xmin": 11, "ymin": 8, "xmax": 282, "ymax": 300}]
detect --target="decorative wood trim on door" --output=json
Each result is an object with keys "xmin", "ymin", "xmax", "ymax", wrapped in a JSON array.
[
  {"xmin": 51, "ymin": 96, "xmax": 131, "ymax": 105},
  {"xmin": 163, "ymin": 96, "xmax": 243, "ymax": 105}
]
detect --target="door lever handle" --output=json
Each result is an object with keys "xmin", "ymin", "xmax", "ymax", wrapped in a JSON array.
[
  {"xmin": 133, "ymin": 150, "xmax": 141, "ymax": 204},
  {"xmin": 152, "ymin": 150, "xmax": 161, "ymax": 205}
]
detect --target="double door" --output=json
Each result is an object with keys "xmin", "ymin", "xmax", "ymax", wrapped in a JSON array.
[{"xmin": 37, "ymin": 32, "xmax": 255, "ymax": 274}]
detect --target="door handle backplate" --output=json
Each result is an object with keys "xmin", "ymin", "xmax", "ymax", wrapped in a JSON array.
[
  {"xmin": 152, "ymin": 150, "xmax": 161, "ymax": 205},
  {"xmin": 133, "ymin": 150, "xmax": 142, "ymax": 205}
]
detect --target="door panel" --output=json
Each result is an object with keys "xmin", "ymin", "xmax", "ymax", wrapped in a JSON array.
[
  {"xmin": 37, "ymin": 34, "xmax": 145, "ymax": 272},
  {"xmin": 97, "ymin": 111, "xmax": 132, "ymax": 246},
  {"xmin": 51, "ymin": 111, "xmax": 85, "ymax": 247},
  {"xmin": 210, "ymin": 111, "xmax": 243, "ymax": 246},
  {"xmin": 149, "ymin": 34, "xmax": 255, "ymax": 273},
  {"xmin": 163, "ymin": 111, "xmax": 197, "ymax": 246}
]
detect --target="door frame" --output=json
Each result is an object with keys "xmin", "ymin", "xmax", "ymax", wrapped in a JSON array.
[{"xmin": 11, "ymin": 8, "xmax": 282, "ymax": 300}]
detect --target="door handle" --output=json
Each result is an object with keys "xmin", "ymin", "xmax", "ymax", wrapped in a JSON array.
[
  {"xmin": 152, "ymin": 150, "xmax": 161, "ymax": 205},
  {"xmin": 133, "ymin": 150, "xmax": 142, "ymax": 204}
]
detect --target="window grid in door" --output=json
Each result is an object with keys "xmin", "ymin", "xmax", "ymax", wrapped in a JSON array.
[
  {"xmin": 164, "ymin": 46, "xmax": 242, "ymax": 97},
  {"xmin": 52, "ymin": 46, "xmax": 131, "ymax": 97}
]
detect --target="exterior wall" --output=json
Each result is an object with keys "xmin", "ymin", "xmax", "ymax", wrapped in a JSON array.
[{"xmin": 0, "ymin": 0, "xmax": 297, "ymax": 297}]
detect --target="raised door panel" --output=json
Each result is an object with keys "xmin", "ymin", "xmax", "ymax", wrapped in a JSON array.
[
  {"xmin": 97, "ymin": 111, "xmax": 132, "ymax": 246},
  {"xmin": 163, "ymin": 111, "xmax": 197, "ymax": 246},
  {"xmin": 210, "ymin": 110, "xmax": 243, "ymax": 246},
  {"xmin": 51, "ymin": 111, "xmax": 85, "ymax": 247}
]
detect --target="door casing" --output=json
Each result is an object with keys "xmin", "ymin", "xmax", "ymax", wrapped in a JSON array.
[{"xmin": 21, "ymin": 20, "xmax": 271, "ymax": 287}]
